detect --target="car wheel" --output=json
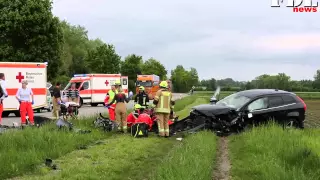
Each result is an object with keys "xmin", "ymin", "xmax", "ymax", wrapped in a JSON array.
[{"xmin": 285, "ymin": 118, "xmax": 299, "ymax": 128}]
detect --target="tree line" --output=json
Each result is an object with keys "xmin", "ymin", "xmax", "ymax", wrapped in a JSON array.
[{"xmin": 198, "ymin": 71, "xmax": 320, "ymax": 92}]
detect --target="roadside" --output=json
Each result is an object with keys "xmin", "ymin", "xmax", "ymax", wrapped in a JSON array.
[
  {"xmin": 1, "ymin": 93, "xmax": 188, "ymax": 126},
  {"xmin": 11, "ymin": 95, "xmax": 208, "ymax": 180}
]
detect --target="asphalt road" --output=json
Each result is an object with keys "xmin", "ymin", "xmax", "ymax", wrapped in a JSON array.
[{"xmin": 1, "ymin": 93, "xmax": 188, "ymax": 126}]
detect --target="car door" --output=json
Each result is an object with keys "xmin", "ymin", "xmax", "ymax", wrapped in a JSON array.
[
  {"xmin": 244, "ymin": 97, "xmax": 269, "ymax": 126},
  {"xmin": 266, "ymin": 96, "xmax": 286, "ymax": 124}
]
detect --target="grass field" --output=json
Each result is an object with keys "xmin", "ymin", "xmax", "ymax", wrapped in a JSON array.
[
  {"xmin": 229, "ymin": 124, "xmax": 320, "ymax": 180},
  {"xmin": 2, "ymin": 93, "xmax": 320, "ymax": 180},
  {"xmin": 7, "ymin": 95, "xmax": 212, "ymax": 180}
]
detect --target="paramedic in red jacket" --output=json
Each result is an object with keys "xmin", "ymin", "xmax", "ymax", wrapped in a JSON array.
[
  {"xmin": 136, "ymin": 113, "xmax": 153, "ymax": 131},
  {"xmin": 127, "ymin": 104, "xmax": 141, "ymax": 128}
]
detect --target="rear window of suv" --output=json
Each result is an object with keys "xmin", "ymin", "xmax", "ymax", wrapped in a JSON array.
[
  {"xmin": 268, "ymin": 96, "xmax": 284, "ymax": 107},
  {"xmin": 281, "ymin": 94, "xmax": 297, "ymax": 104}
]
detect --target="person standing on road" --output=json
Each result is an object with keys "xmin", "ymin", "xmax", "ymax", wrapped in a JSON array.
[
  {"xmin": 15, "ymin": 80, "xmax": 35, "ymax": 126},
  {"xmin": 106, "ymin": 84, "xmax": 133, "ymax": 133},
  {"xmin": 66, "ymin": 82, "xmax": 80, "ymax": 115},
  {"xmin": 0, "ymin": 73, "xmax": 8, "ymax": 126},
  {"xmin": 52, "ymin": 82, "xmax": 62, "ymax": 119},
  {"xmin": 104, "ymin": 84, "xmax": 118, "ymax": 121},
  {"xmin": 134, "ymin": 86, "xmax": 149, "ymax": 109},
  {"xmin": 67, "ymin": 83, "xmax": 80, "ymax": 104},
  {"xmin": 153, "ymin": 81, "xmax": 175, "ymax": 138}
]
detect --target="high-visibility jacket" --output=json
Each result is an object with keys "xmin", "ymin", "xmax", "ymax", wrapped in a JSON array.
[
  {"xmin": 105, "ymin": 90, "xmax": 118, "ymax": 104},
  {"xmin": 154, "ymin": 89, "xmax": 172, "ymax": 114}
]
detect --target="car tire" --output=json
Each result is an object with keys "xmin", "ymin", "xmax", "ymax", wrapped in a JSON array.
[{"xmin": 285, "ymin": 118, "xmax": 300, "ymax": 128}]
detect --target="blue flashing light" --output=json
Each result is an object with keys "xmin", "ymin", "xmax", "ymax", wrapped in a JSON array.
[{"xmin": 73, "ymin": 74, "xmax": 87, "ymax": 77}]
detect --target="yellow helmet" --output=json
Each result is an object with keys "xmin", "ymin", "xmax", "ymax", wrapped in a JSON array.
[
  {"xmin": 159, "ymin": 81, "xmax": 168, "ymax": 88},
  {"xmin": 115, "ymin": 79, "xmax": 121, "ymax": 85},
  {"xmin": 134, "ymin": 104, "xmax": 141, "ymax": 110},
  {"xmin": 139, "ymin": 86, "xmax": 145, "ymax": 91}
]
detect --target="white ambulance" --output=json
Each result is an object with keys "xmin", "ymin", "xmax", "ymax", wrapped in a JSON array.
[
  {"xmin": 0, "ymin": 62, "xmax": 47, "ymax": 117},
  {"xmin": 63, "ymin": 74, "xmax": 129, "ymax": 107}
]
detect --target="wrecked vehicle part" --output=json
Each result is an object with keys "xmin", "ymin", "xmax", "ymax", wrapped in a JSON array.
[
  {"xmin": 171, "ymin": 89, "xmax": 307, "ymax": 136},
  {"xmin": 93, "ymin": 113, "xmax": 117, "ymax": 132}
]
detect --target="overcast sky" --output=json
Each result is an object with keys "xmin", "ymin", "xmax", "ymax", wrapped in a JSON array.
[{"xmin": 52, "ymin": 0, "xmax": 320, "ymax": 81}]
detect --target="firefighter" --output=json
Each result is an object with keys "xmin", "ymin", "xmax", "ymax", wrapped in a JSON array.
[
  {"xmin": 153, "ymin": 81, "xmax": 175, "ymax": 137},
  {"xmin": 134, "ymin": 86, "xmax": 149, "ymax": 109},
  {"xmin": 106, "ymin": 84, "xmax": 133, "ymax": 133},
  {"xmin": 104, "ymin": 84, "xmax": 118, "ymax": 121}
]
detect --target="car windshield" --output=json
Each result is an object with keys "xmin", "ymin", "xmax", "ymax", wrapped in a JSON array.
[
  {"xmin": 136, "ymin": 81, "xmax": 152, "ymax": 87},
  {"xmin": 64, "ymin": 82, "xmax": 82, "ymax": 90},
  {"xmin": 216, "ymin": 93, "xmax": 251, "ymax": 109}
]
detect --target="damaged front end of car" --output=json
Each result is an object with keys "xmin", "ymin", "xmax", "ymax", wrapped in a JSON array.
[{"xmin": 170, "ymin": 104, "xmax": 246, "ymax": 136}]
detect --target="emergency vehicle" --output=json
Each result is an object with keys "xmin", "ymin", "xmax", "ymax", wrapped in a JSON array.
[
  {"xmin": 0, "ymin": 62, "xmax": 47, "ymax": 117},
  {"xmin": 63, "ymin": 74, "xmax": 129, "ymax": 107},
  {"xmin": 136, "ymin": 75, "xmax": 172, "ymax": 99}
]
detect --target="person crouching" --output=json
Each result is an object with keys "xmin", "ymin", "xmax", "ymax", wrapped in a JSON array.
[
  {"xmin": 15, "ymin": 80, "xmax": 35, "ymax": 126},
  {"xmin": 127, "ymin": 104, "xmax": 142, "ymax": 129}
]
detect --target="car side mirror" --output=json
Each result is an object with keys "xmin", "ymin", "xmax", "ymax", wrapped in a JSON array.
[
  {"xmin": 243, "ymin": 109, "xmax": 253, "ymax": 118},
  {"xmin": 210, "ymin": 97, "xmax": 217, "ymax": 104}
]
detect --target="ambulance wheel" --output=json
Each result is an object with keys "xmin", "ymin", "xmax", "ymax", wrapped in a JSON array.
[
  {"xmin": 90, "ymin": 103, "xmax": 98, "ymax": 107},
  {"xmin": 14, "ymin": 111, "xmax": 21, "ymax": 117},
  {"xmin": 2, "ymin": 111, "xmax": 10, "ymax": 117}
]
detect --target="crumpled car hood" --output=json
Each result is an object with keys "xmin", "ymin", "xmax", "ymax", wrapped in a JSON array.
[{"xmin": 192, "ymin": 104, "xmax": 235, "ymax": 117}]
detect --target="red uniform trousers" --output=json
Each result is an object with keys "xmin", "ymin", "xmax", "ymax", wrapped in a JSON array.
[
  {"xmin": 20, "ymin": 102, "xmax": 34, "ymax": 124},
  {"xmin": 108, "ymin": 104, "xmax": 116, "ymax": 121}
]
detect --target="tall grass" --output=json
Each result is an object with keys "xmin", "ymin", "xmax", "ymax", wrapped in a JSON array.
[
  {"xmin": 151, "ymin": 131, "xmax": 217, "ymax": 180},
  {"xmin": 0, "ymin": 119, "xmax": 109, "ymax": 179},
  {"xmin": 229, "ymin": 123, "xmax": 320, "ymax": 180},
  {"xmin": 14, "ymin": 96, "xmax": 210, "ymax": 179}
]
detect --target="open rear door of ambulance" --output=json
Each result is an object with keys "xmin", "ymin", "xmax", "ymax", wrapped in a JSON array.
[{"xmin": 121, "ymin": 76, "xmax": 129, "ymax": 96}]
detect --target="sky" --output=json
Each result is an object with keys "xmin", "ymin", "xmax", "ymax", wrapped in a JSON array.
[{"xmin": 52, "ymin": 0, "xmax": 320, "ymax": 81}]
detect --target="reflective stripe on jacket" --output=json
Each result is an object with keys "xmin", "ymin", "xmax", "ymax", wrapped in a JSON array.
[
  {"xmin": 108, "ymin": 90, "xmax": 118, "ymax": 104},
  {"xmin": 155, "ymin": 91, "xmax": 171, "ymax": 113}
]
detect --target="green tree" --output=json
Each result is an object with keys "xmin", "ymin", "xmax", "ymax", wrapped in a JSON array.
[
  {"xmin": 120, "ymin": 54, "xmax": 143, "ymax": 90},
  {"xmin": 170, "ymin": 65, "xmax": 199, "ymax": 93},
  {"xmin": 88, "ymin": 44, "xmax": 121, "ymax": 73},
  {"xmin": 0, "ymin": 0, "xmax": 63, "ymax": 80},
  {"xmin": 141, "ymin": 58, "xmax": 167, "ymax": 80},
  {"xmin": 313, "ymin": 69, "xmax": 320, "ymax": 89}
]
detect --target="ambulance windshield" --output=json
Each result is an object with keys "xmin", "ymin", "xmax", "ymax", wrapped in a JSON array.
[
  {"xmin": 64, "ymin": 82, "xmax": 82, "ymax": 90},
  {"xmin": 136, "ymin": 81, "xmax": 152, "ymax": 87}
]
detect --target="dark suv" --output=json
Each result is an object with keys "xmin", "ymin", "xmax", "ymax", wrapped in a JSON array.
[
  {"xmin": 221, "ymin": 89, "xmax": 307, "ymax": 129},
  {"xmin": 171, "ymin": 89, "xmax": 307, "ymax": 136}
]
